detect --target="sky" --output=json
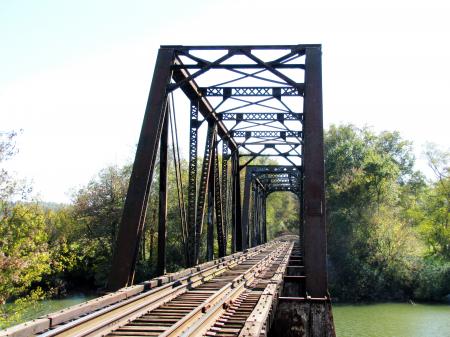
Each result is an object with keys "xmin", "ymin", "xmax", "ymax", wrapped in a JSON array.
[{"xmin": 1, "ymin": 0, "xmax": 449, "ymax": 203}]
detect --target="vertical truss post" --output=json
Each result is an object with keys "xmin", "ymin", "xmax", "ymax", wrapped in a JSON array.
[
  {"xmin": 303, "ymin": 46, "xmax": 327, "ymax": 297},
  {"xmin": 252, "ymin": 184, "xmax": 258, "ymax": 247},
  {"xmin": 221, "ymin": 141, "xmax": 229, "ymax": 254},
  {"xmin": 262, "ymin": 193, "xmax": 267, "ymax": 243},
  {"xmin": 107, "ymin": 48, "xmax": 173, "ymax": 291},
  {"xmin": 241, "ymin": 169, "xmax": 252, "ymax": 249},
  {"xmin": 214, "ymin": 141, "xmax": 225, "ymax": 257},
  {"xmin": 256, "ymin": 187, "xmax": 263, "ymax": 245},
  {"xmin": 231, "ymin": 152, "xmax": 242, "ymax": 251},
  {"xmin": 157, "ymin": 111, "xmax": 169, "ymax": 276},
  {"xmin": 195, "ymin": 122, "xmax": 216, "ymax": 264},
  {"xmin": 299, "ymin": 169, "xmax": 305, "ymax": 255},
  {"xmin": 206, "ymin": 133, "xmax": 216, "ymax": 261},
  {"xmin": 187, "ymin": 100, "xmax": 199, "ymax": 267}
]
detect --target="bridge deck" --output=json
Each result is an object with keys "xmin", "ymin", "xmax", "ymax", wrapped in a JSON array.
[{"xmin": 0, "ymin": 237, "xmax": 302, "ymax": 337}]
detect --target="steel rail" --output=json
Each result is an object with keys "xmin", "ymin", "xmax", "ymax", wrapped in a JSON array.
[
  {"xmin": 1, "ymin": 239, "xmax": 297, "ymax": 337},
  {"xmin": 25, "ymin": 244, "xmax": 271, "ymax": 337},
  {"xmin": 33, "ymin": 242, "xmax": 284, "ymax": 337},
  {"xmin": 0, "ymin": 245, "xmax": 270, "ymax": 337},
  {"xmin": 238, "ymin": 243, "xmax": 295, "ymax": 337},
  {"xmin": 177, "ymin": 243, "xmax": 291, "ymax": 337},
  {"xmin": 161, "ymin": 243, "xmax": 288, "ymax": 337}
]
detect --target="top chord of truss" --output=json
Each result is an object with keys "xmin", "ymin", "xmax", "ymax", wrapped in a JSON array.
[{"xmin": 161, "ymin": 44, "xmax": 321, "ymax": 50}]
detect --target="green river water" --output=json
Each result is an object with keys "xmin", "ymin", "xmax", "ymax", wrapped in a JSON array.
[
  {"xmin": 4, "ymin": 297, "xmax": 450, "ymax": 336},
  {"xmin": 333, "ymin": 303, "xmax": 450, "ymax": 337}
]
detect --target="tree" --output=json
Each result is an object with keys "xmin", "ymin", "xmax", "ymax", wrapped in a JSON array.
[
  {"xmin": 71, "ymin": 165, "xmax": 131, "ymax": 286},
  {"xmin": 325, "ymin": 125, "xmax": 421, "ymax": 300},
  {"xmin": 0, "ymin": 133, "xmax": 51, "ymax": 306},
  {"xmin": 0, "ymin": 203, "xmax": 51, "ymax": 304},
  {"xmin": 0, "ymin": 132, "xmax": 29, "ymax": 200},
  {"xmin": 419, "ymin": 144, "xmax": 450, "ymax": 259}
]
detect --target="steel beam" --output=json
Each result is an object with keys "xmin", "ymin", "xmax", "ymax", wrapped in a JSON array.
[
  {"xmin": 302, "ymin": 46, "xmax": 327, "ymax": 297},
  {"xmin": 161, "ymin": 44, "xmax": 319, "ymax": 50},
  {"xmin": 171, "ymin": 62, "xmax": 238, "ymax": 153},
  {"xmin": 218, "ymin": 112, "xmax": 303, "ymax": 121},
  {"xmin": 206, "ymin": 134, "xmax": 215, "ymax": 261},
  {"xmin": 241, "ymin": 169, "xmax": 252, "ymax": 250},
  {"xmin": 231, "ymin": 152, "xmax": 242, "ymax": 251},
  {"xmin": 187, "ymin": 100, "xmax": 199, "ymax": 267},
  {"xmin": 262, "ymin": 195, "xmax": 267, "ymax": 243},
  {"xmin": 214, "ymin": 142, "xmax": 225, "ymax": 257},
  {"xmin": 231, "ymin": 131, "xmax": 302, "ymax": 139},
  {"xmin": 201, "ymin": 86, "xmax": 303, "ymax": 97},
  {"xmin": 252, "ymin": 185, "xmax": 259, "ymax": 247},
  {"xmin": 107, "ymin": 48, "xmax": 173, "ymax": 291},
  {"xmin": 195, "ymin": 122, "xmax": 216, "ymax": 264},
  {"xmin": 157, "ymin": 111, "xmax": 169, "ymax": 276},
  {"xmin": 221, "ymin": 141, "xmax": 229, "ymax": 254}
]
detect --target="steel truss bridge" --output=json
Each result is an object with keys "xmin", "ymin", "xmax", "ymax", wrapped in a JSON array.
[{"xmin": 0, "ymin": 45, "xmax": 334, "ymax": 337}]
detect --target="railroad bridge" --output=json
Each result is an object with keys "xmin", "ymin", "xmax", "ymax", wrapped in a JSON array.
[{"xmin": 1, "ymin": 45, "xmax": 335, "ymax": 337}]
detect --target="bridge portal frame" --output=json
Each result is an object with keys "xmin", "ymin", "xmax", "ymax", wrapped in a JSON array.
[{"xmin": 107, "ymin": 45, "xmax": 328, "ymax": 299}]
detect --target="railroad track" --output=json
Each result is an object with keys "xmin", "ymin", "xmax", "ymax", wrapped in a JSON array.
[{"xmin": 1, "ymin": 239, "xmax": 295, "ymax": 337}]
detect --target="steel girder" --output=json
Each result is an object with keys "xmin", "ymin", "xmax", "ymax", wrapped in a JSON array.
[{"xmin": 218, "ymin": 112, "xmax": 303, "ymax": 122}]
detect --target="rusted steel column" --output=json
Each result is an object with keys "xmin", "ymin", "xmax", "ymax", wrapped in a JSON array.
[
  {"xmin": 232, "ymin": 153, "xmax": 243, "ymax": 251},
  {"xmin": 214, "ymin": 142, "xmax": 225, "ymax": 257},
  {"xmin": 299, "ymin": 170, "xmax": 305, "ymax": 256},
  {"xmin": 256, "ymin": 187, "xmax": 262, "ymax": 245},
  {"xmin": 221, "ymin": 141, "xmax": 229, "ymax": 254},
  {"xmin": 302, "ymin": 46, "xmax": 327, "ymax": 297},
  {"xmin": 262, "ymin": 194, "xmax": 267, "ymax": 243},
  {"xmin": 107, "ymin": 48, "xmax": 174, "ymax": 291},
  {"xmin": 241, "ymin": 168, "xmax": 252, "ymax": 249},
  {"xmin": 252, "ymin": 184, "xmax": 258, "ymax": 247},
  {"xmin": 187, "ymin": 99, "xmax": 199, "ymax": 267},
  {"xmin": 156, "ymin": 111, "xmax": 169, "ymax": 276},
  {"xmin": 206, "ymin": 134, "xmax": 216, "ymax": 261},
  {"xmin": 195, "ymin": 122, "xmax": 216, "ymax": 264}
]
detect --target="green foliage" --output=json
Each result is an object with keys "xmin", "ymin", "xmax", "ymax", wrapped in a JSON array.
[
  {"xmin": 0, "ymin": 132, "xmax": 30, "ymax": 200},
  {"xmin": 325, "ymin": 125, "xmax": 425, "ymax": 301},
  {"xmin": 418, "ymin": 144, "xmax": 450, "ymax": 259},
  {"xmin": 266, "ymin": 192, "xmax": 299, "ymax": 239},
  {"xmin": 70, "ymin": 165, "xmax": 131, "ymax": 286},
  {"xmin": 413, "ymin": 258, "xmax": 450, "ymax": 301},
  {"xmin": 0, "ymin": 203, "xmax": 51, "ymax": 304}
]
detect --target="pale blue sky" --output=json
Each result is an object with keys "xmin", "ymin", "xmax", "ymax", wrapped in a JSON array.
[{"xmin": 1, "ymin": 0, "xmax": 449, "ymax": 202}]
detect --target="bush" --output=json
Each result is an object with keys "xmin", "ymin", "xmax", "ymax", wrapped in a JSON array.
[{"xmin": 414, "ymin": 259, "xmax": 450, "ymax": 301}]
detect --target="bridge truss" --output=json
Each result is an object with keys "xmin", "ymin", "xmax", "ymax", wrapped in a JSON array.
[{"xmin": 107, "ymin": 45, "xmax": 328, "ymax": 301}]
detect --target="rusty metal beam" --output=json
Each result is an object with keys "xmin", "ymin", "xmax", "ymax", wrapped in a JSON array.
[
  {"xmin": 195, "ymin": 122, "xmax": 216, "ymax": 264},
  {"xmin": 214, "ymin": 141, "xmax": 226, "ymax": 257},
  {"xmin": 302, "ymin": 46, "xmax": 327, "ymax": 297},
  {"xmin": 171, "ymin": 61, "xmax": 238, "ymax": 153},
  {"xmin": 107, "ymin": 48, "xmax": 173, "ymax": 291},
  {"xmin": 156, "ymin": 111, "xmax": 169, "ymax": 276},
  {"xmin": 231, "ymin": 152, "xmax": 242, "ymax": 251},
  {"xmin": 241, "ymin": 169, "xmax": 252, "ymax": 250},
  {"xmin": 206, "ymin": 135, "xmax": 215, "ymax": 261},
  {"xmin": 161, "ymin": 44, "xmax": 319, "ymax": 50}
]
